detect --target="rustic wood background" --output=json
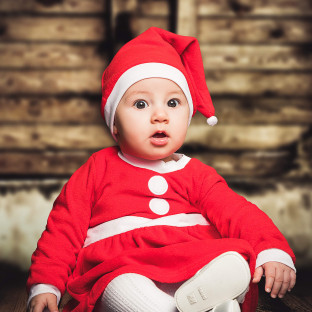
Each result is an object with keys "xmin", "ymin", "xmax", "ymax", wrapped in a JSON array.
[{"xmin": 0, "ymin": 0, "xmax": 311, "ymax": 273}]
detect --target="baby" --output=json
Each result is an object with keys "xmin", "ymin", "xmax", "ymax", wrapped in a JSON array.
[{"xmin": 27, "ymin": 27, "xmax": 296, "ymax": 312}]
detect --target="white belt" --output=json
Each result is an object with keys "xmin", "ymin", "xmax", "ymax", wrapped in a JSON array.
[{"xmin": 84, "ymin": 213, "xmax": 209, "ymax": 247}]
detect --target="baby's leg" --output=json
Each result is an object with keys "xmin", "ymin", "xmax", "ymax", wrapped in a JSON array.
[{"xmin": 95, "ymin": 273, "xmax": 178, "ymax": 312}]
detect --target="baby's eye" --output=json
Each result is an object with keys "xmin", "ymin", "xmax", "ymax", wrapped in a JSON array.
[
  {"xmin": 134, "ymin": 100, "xmax": 148, "ymax": 109},
  {"xmin": 167, "ymin": 99, "xmax": 179, "ymax": 107}
]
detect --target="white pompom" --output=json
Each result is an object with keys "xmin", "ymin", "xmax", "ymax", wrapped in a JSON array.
[{"xmin": 207, "ymin": 116, "xmax": 218, "ymax": 126}]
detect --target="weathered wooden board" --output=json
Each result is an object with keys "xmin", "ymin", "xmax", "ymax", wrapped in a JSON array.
[
  {"xmin": 0, "ymin": 151, "xmax": 90, "ymax": 175},
  {"xmin": 0, "ymin": 16, "xmax": 169, "ymax": 42},
  {"xmin": 206, "ymin": 72, "xmax": 312, "ymax": 97},
  {"xmin": 1, "ymin": 97, "xmax": 312, "ymax": 125},
  {"xmin": 0, "ymin": 97, "xmax": 103, "ymax": 123},
  {"xmin": 1, "ymin": 18, "xmax": 310, "ymax": 45},
  {"xmin": 0, "ymin": 70, "xmax": 103, "ymax": 94},
  {"xmin": 201, "ymin": 45, "xmax": 312, "ymax": 70},
  {"xmin": 130, "ymin": 17, "xmax": 169, "ymax": 35},
  {"xmin": 0, "ymin": 150, "xmax": 294, "ymax": 177},
  {"xmin": 0, "ymin": 0, "xmax": 168, "ymax": 16},
  {"xmin": 280, "ymin": 293, "xmax": 312, "ymax": 312},
  {"xmin": 0, "ymin": 43, "xmax": 108, "ymax": 69},
  {"xmin": 185, "ymin": 125, "xmax": 308, "ymax": 150},
  {"xmin": 193, "ymin": 99, "xmax": 312, "ymax": 125},
  {"xmin": 198, "ymin": 19, "xmax": 312, "ymax": 44},
  {"xmin": 3, "ymin": 43, "xmax": 311, "ymax": 70},
  {"xmin": 177, "ymin": 0, "xmax": 197, "ymax": 37},
  {"xmin": 0, "ymin": 280, "xmax": 28, "ymax": 312},
  {"xmin": 112, "ymin": 0, "xmax": 170, "ymax": 19},
  {"xmin": 189, "ymin": 150, "xmax": 294, "ymax": 177},
  {"xmin": 241, "ymin": 182, "xmax": 312, "ymax": 268},
  {"xmin": 0, "ymin": 125, "xmax": 113, "ymax": 150},
  {"xmin": 0, "ymin": 17, "xmax": 107, "ymax": 42},
  {"xmin": 302, "ymin": 135, "xmax": 312, "ymax": 156},
  {"xmin": 197, "ymin": 0, "xmax": 312, "ymax": 17},
  {"xmin": 1, "ymin": 0, "xmax": 311, "ymax": 17},
  {"xmin": 299, "ymin": 134, "xmax": 312, "ymax": 173},
  {"xmin": 1, "ymin": 71, "xmax": 311, "ymax": 95},
  {"xmin": 0, "ymin": 124, "xmax": 307, "ymax": 151},
  {"xmin": 140, "ymin": 0, "xmax": 169, "ymax": 16},
  {"xmin": 0, "ymin": 0, "xmax": 107, "ymax": 13}
]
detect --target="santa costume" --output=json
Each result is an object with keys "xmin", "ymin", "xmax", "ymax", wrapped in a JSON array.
[{"xmin": 27, "ymin": 27, "xmax": 295, "ymax": 312}]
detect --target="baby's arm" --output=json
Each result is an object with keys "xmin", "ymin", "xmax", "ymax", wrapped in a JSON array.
[
  {"xmin": 28, "ymin": 293, "xmax": 58, "ymax": 312},
  {"xmin": 252, "ymin": 262, "xmax": 296, "ymax": 298}
]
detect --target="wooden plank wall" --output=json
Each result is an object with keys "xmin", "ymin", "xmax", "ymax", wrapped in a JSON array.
[
  {"xmin": 175, "ymin": 0, "xmax": 312, "ymax": 267},
  {"xmin": 0, "ymin": 0, "xmax": 312, "ymax": 269}
]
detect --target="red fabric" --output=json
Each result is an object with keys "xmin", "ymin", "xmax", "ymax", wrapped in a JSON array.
[
  {"xmin": 27, "ymin": 146, "xmax": 295, "ymax": 312},
  {"xmin": 101, "ymin": 27, "xmax": 214, "ymax": 120}
]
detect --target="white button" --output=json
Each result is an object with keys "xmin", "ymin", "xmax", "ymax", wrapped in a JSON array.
[
  {"xmin": 149, "ymin": 198, "xmax": 170, "ymax": 215},
  {"xmin": 148, "ymin": 176, "xmax": 168, "ymax": 195}
]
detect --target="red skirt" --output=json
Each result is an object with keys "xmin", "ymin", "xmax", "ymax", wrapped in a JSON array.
[{"xmin": 64, "ymin": 225, "xmax": 258, "ymax": 312}]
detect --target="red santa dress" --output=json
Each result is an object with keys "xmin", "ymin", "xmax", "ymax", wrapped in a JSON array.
[{"xmin": 27, "ymin": 146, "xmax": 295, "ymax": 312}]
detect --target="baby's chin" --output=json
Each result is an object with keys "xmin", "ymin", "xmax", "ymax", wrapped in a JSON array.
[
  {"xmin": 142, "ymin": 155, "xmax": 176, "ymax": 163},
  {"xmin": 122, "ymin": 149, "xmax": 174, "ymax": 162}
]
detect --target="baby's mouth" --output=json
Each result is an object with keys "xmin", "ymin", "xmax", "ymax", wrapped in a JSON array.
[
  {"xmin": 152, "ymin": 132, "xmax": 167, "ymax": 138},
  {"xmin": 150, "ymin": 131, "xmax": 169, "ymax": 146}
]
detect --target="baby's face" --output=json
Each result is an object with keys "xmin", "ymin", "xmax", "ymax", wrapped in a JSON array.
[{"xmin": 113, "ymin": 78, "xmax": 190, "ymax": 161}]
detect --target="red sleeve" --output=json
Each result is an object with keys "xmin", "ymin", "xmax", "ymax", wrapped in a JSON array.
[
  {"xmin": 196, "ymin": 166, "xmax": 295, "ymax": 263},
  {"xmin": 26, "ymin": 155, "xmax": 96, "ymax": 295}
]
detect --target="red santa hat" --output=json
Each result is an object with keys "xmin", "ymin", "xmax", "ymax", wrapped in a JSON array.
[{"xmin": 101, "ymin": 27, "xmax": 217, "ymax": 138}]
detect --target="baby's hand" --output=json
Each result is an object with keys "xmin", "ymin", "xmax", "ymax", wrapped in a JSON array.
[
  {"xmin": 28, "ymin": 293, "xmax": 59, "ymax": 312},
  {"xmin": 252, "ymin": 261, "xmax": 296, "ymax": 299}
]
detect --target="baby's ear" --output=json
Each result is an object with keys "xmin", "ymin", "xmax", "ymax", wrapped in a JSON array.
[{"xmin": 113, "ymin": 122, "xmax": 118, "ymax": 136}]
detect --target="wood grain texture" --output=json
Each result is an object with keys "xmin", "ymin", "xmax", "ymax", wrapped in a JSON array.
[
  {"xmin": 2, "ymin": 14, "xmax": 310, "ymax": 45},
  {"xmin": 201, "ymin": 45, "xmax": 312, "ymax": 70},
  {"xmin": 189, "ymin": 150, "xmax": 294, "ymax": 177},
  {"xmin": 0, "ymin": 150, "xmax": 294, "ymax": 177},
  {"xmin": 185, "ymin": 125, "xmax": 308, "ymax": 150},
  {"xmin": 1, "ymin": 0, "xmax": 311, "ymax": 17},
  {"xmin": 0, "ymin": 70, "xmax": 103, "ymax": 94},
  {"xmin": 177, "ymin": 0, "xmax": 197, "ymax": 37},
  {"xmin": 1, "ymin": 43, "xmax": 311, "ymax": 70},
  {"xmin": 1, "ymin": 71, "xmax": 311, "ymax": 95},
  {"xmin": 0, "ymin": 151, "xmax": 91, "ymax": 175},
  {"xmin": 193, "ymin": 99, "xmax": 312, "ymax": 125},
  {"xmin": 0, "ymin": 97, "xmax": 103, "ymax": 123},
  {"xmin": 0, "ymin": 0, "xmax": 107, "ymax": 13},
  {"xmin": 140, "ymin": 0, "xmax": 169, "ymax": 16},
  {"xmin": 207, "ymin": 72, "xmax": 312, "ymax": 96},
  {"xmin": 0, "ymin": 43, "xmax": 108, "ymax": 69},
  {"xmin": 0, "ymin": 124, "xmax": 114, "ymax": 150},
  {"xmin": 0, "ymin": 17, "xmax": 107, "ymax": 41},
  {"xmin": 130, "ymin": 17, "xmax": 170, "ymax": 35},
  {"xmin": 198, "ymin": 19, "xmax": 312, "ymax": 44},
  {"xmin": 197, "ymin": 0, "xmax": 312, "ymax": 17}
]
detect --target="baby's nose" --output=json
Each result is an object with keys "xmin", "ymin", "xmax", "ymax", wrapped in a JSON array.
[{"xmin": 151, "ymin": 107, "xmax": 169, "ymax": 123}]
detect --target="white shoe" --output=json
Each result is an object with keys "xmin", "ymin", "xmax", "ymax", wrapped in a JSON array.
[
  {"xmin": 174, "ymin": 252, "xmax": 250, "ymax": 312},
  {"xmin": 211, "ymin": 299, "xmax": 241, "ymax": 312}
]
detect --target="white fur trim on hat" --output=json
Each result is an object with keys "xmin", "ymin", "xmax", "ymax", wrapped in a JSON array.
[{"xmin": 104, "ymin": 63, "xmax": 193, "ymax": 138}]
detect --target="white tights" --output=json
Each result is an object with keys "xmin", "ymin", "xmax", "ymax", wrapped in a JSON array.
[
  {"xmin": 94, "ymin": 253, "xmax": 248, "ymax": 312},
  {"xmin": 94, "ymin": 273, "xmax": 183, "ymax": 312}
]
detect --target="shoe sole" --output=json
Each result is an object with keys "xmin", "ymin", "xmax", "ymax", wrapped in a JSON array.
[{"xmin": 175, "ymin": 252, "xmax": 250, "ymax": 312}]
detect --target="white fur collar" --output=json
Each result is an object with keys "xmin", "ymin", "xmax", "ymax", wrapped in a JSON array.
[{"xmin": 118, "ymin": 151, "xmax": 191, "ymax": 173}]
